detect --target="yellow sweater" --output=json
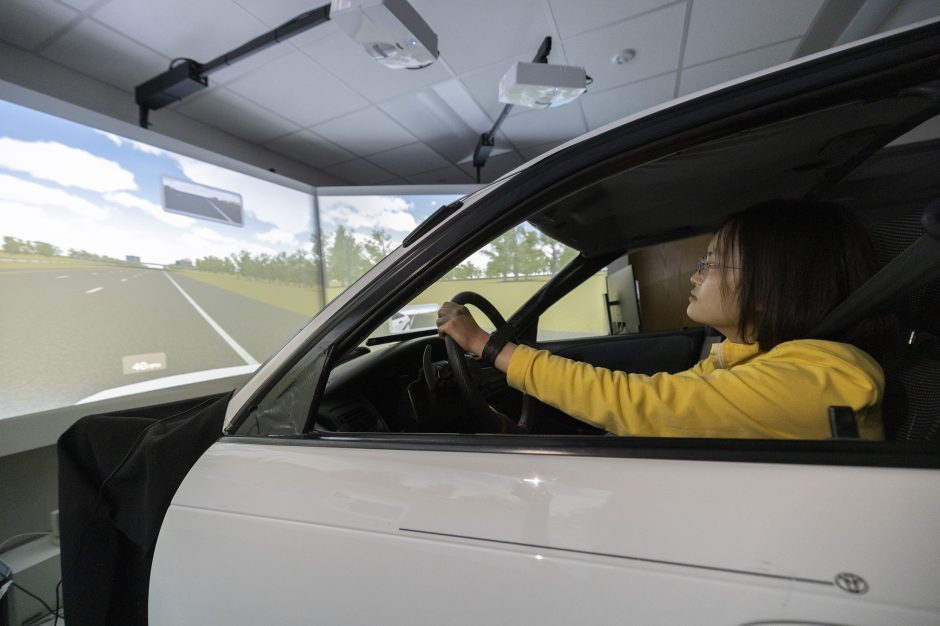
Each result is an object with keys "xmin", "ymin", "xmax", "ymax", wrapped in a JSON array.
[{"xmin": 506, "ymin": 339, "xmax": 884, "ymax": 440}]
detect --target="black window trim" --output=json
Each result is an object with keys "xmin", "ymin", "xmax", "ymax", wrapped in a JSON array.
[{"xmin": 220, "ymin": 433, "xmax": 940, "ymax": 469}]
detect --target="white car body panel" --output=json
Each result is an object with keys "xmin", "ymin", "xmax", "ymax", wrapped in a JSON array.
[{"xmin": 150, "ymin": 442, "xmax": 940, "ymax": 624}]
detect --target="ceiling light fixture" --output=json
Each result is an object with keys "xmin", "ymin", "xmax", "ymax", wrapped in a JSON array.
[
  {"xmin": 134, "ymin": 0, "xmax": 437, "ymax": 128},
  {"xmin": 612, "ymin": 48, "xmax": 636, "ymax": 65}
]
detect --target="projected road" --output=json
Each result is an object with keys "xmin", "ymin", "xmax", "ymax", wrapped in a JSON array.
[{"xmin": 0, "ymin": 266, "xmax": 311, "ymax": 418}]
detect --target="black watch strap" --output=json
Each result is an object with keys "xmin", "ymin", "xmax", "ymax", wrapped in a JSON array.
[{"xmin": 481, "ymin": 324, "xmax": 516, "ymax": 365}]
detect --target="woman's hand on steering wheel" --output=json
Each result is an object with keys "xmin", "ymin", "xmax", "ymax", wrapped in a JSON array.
[
  {"xmin": 435, "ymin": 293, "xmax": 524, "ymax": 433},
  {"xmin": 436, "ymin": 301, "xmax": 489, "ymax": 356}
]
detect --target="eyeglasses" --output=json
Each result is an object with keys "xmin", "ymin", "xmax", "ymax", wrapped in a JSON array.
[{"xmin": 697, "ymin": 257, "xmax": 739, "ymax": 275}]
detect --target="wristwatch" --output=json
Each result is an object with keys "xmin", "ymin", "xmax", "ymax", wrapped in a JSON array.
[{"xmin": 481, "ymin": 324, "xmax": 515, "ymax": 365}]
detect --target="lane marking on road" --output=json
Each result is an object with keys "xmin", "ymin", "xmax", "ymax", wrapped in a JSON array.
[
  {"xmin": 56, "ymin": 275, "xmax": 69, "ymax": 279},
  {"xmin": 85, "ymin": 287, "xmax": 103, "ymax": 294},
  {"xmin": 120, "ymin": 278, "xmax": 128, "ymax": 282},
  {"xmin": 163, "ymin": 271, "xmax": 258, "ymax": 365}
]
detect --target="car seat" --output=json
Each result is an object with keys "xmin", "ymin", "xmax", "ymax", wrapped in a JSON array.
[{"xmin": 869, "ymin": 206, "xmax": 940, "ymax": 441}]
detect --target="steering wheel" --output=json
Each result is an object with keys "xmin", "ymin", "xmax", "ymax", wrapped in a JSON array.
[{"xmin": 444, "ymin": 292, "xmax": 523, "ymax": 433}]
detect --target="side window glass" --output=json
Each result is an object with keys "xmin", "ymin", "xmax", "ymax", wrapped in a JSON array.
[
  {"xmin": 629, "ymin": 234, "xmax": 711, "ymax": 333},
  {"xmin": 537, "ymin": 233, "xmax": 713, "ymax": 341},
  {"xmin": 537, "ymin": 271, "xmax": 611, "ymax": 341}
]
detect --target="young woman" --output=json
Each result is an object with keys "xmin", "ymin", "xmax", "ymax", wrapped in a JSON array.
[{"xmin": 436, "ymin": 200, "xmax": 886, "ymax": 440}]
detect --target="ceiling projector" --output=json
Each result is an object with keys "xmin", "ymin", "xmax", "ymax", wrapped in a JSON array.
[
  {"xmin": 331, "ymin": 0, "xmax": 439, "ymax": 70},
  {"xmin": 498, "ymin": 61, "xmax": 587, "ymax": 108}
]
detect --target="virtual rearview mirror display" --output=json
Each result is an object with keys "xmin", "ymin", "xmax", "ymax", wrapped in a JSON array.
[{"xmin": 162, "ymin": 176, "xmax": 244, "ymax": 226}]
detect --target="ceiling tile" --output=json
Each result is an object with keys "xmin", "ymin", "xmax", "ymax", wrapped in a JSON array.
[
  {"xmin": 580, "ymin": 72, "xmax": 676, "ymax": 129},
  {"xmin": 519, "ymin": 139, "xmax": 565, "ymax": 161},
  {"xmin": 313, "ymin": 108, "xmax": 416, "ymax": 157},
  {"xmin": 287, "ymin": 21, "xmax": 341, "ymax": 49},
  {"xmin": 227, "ymin": 0, "xmax": 340, "ymax": 46},
  {"xmin": 431, "ymin": 79, "xmax": 493, "ymax": 133},
  {"xmin": 324, "ymin": 159, "xmax": 399, "ymax": 185},
  {"xmin": 230, "ymin": 0, "xmax": 329, "ymax": 27},
  {"xmin": 58, "ymin": 0, "xmax": 99, "ymax": 11},
  {"xmin": 208, "ymin": 41, "xmax": 296, "ymax": 86},
  {"xmin": 0, "ymin": 0, "xmax": 78, "ymax": 51},
  {"xmin": 264, "ymin": 129, "xmax": 355, "ymax": 168},
  {"xmin": 42, "ymin": 19, "xmax": 169, "ymax": 93},
  {"xmin": 548, "ymin": 0, "xmax": 680, "ymax": 39},
  {"xmin": 174, "ymin": 88, "xmax": 301, "ymax": 143},
  {"xmin": 93, "ymin": 0, "xmax": 267, "ymax": 61},
  {"xmin": 226, "ymin": 52, "xmax": 369, "ymax": 127},
  {"xmin": 879, "ymin": 0, "xmax": 940, "ymax": 33},
  {"xmin": 407, "ymin": 166, "xmax": 475, "ymax": 185},
  {"xmin": 300, "ymin": 31, "xmax": 451, "ymax": 103},
  {"xmin": 561, "ymin": 2, "xmax": 686, "ymax": 93},
  {"xmin": 411, "ymin": 0, "xmax": 558, "ymax": 74},
  {"xmin": 499, "ymin": 102, "xmax": 587, "ymax": 149},
  {"xmin": 458, "ymin": 149, "xmax": 526, "ymax": 183},
  {"xmin": 379, "ymin": 88, "xmax": 479, "ymax": 163},
  {"xmin": 366, "ymin": 143, "xmax": 451, "ymax": 177},
  {"xmin": 678, "ymin": 39, "xmax": 800, "ymax": 97},
  {"xmin": 684, "ymin": 0, "xmax": 823, "ymax": 66}
]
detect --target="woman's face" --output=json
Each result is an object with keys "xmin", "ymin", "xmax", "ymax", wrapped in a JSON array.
[{"xmin": 687, "ymin": 232, "xmax": 744, "ymax": 342}]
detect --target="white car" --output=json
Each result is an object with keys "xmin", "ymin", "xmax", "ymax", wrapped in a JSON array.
[
  {"xmin": 59, "ymin": 19, "xmax": 940, "ymax": 626},
  {"xmin": 387, "ymin": 303, "xmax": 439, "ymax": 334}
]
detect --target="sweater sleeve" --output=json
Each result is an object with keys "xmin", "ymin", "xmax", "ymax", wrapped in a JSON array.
[{"xmin": 505, "ymin": 342, "xmax": 884, "ymax": 439}]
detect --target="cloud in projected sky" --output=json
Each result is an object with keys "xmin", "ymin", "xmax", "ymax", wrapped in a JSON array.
[
  {"xmin": 94, "ymin": 129, "xmax": 315, "ymax": 238},
  {"xmin": 0, "ymin": 174, "xmax": 111, "ymax": 220},
  {"xmin": 0, "ymin": 137, "xmax": 137, "ymax": 193},
  {"xmin": 320, "ymin": 195, "xmax": 419, "ymax": 234}
]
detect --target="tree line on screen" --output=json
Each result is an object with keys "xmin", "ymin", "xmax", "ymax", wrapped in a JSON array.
[
  {"xmin": 191, "ymin": 225, "xmax": 577, "ymax": 287},
  {"xmin": 2, "ymin": 236, "xmax": 124, "ymax": 263},
  {"xmin": 2, "ymin": 225, "xmax": 576, "ymax": 287}
]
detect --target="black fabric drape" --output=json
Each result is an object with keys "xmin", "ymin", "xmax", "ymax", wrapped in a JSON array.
[{"xmin": 57, "ymin": 392, "xmax": 231, "ymax": 625}]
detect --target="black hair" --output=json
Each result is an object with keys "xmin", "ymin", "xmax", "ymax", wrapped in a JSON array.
[{"xmin": 715, "ymin": 199, "xmax": 883, "ymax": 354}]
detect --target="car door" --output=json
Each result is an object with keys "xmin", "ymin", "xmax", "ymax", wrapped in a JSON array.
[{"xmin": 150, "ymin": 436, "xmax": 940, "ymax": 625}]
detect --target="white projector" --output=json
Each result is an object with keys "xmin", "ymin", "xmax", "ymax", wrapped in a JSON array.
[
  {"xmin": 498, "ymin": 61, "xmax": 587, "ymax": 109},
  {"xmin": 331, "ymin": 0, "xmax": 439, "ymax": 70}
]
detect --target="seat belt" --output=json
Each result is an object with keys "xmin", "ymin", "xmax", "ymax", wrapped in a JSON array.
[{"xmin": 810, "ymin": 201, "xmax": 940, "ymax": 339}]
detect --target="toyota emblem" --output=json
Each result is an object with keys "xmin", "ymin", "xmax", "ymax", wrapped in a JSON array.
[{"xmin": 834, "ymin": 572, "xmax": 869, "ymax": 594}]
